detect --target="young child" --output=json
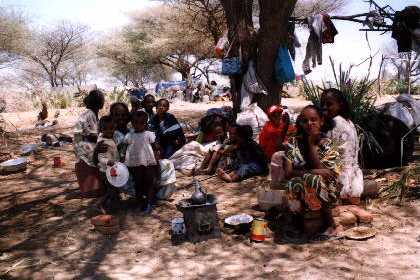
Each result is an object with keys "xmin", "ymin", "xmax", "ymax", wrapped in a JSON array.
[
  {"xmin": 217, "ymin": 124, "xmax": 268, "ymax": 182},
  {"xmin": 259, "ymin": 105, "xmax": 290, "ymax": 160},
  {"xmin": 150, "ymin": 98, "xmax": 186, "ymax": 159},
  {"xmin": 130, "ymin": 96, "xmax": 142, "ymax": 114},
  {"xmin": 124, "ymin": 110, "xmax": 159, "ymax": 214},
  {"xmin": 141, "ymin": 94, "xmax": 156, "ymax": 128},
  {"xmin": 97, "ymin": 116, "xmax": 120, "ymax": 210},
  {"xmin": 199, "ymin": 123, "xmax": 227, "ymax": 175}
]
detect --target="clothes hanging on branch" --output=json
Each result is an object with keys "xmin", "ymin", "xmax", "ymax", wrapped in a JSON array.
[
  {"xmin": 240, "ymin": 60, "xmax": 267, "ymax": 110},
  {"xmin": 391, "ymin": 6, "xmax": 420, "ymax": 53},
  {"xmin": 302, "ymin": 15, "xmax": 324, "ymax": 75},
  {"xmin": 302, "ymin": 14, "xmax": 338, "ymax": 75},
  {"xmin": 322, "ymin": 14, "xmax": 338, "ymax": 44},
  {"xmin": 287, "ymin": 21, "xmax": 301, "ymax": 61}
]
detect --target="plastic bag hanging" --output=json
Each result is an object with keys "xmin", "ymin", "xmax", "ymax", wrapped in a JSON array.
[
  {"xmin": 215, "ymin": 31, "xmax": 229, "ymax": 58},
  {"xmin": 274, "ymin": 46, "xmax": 295, "ymax": 84}
]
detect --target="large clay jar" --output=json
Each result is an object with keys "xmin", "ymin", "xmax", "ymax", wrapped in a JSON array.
[{"xmin": 303, "ymin": 211, "xmax": 324, "ymax": 236}]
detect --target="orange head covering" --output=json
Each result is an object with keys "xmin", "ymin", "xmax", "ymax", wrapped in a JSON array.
[{"xmin": 267, "ymin": 105, "xmax": 283, "ymax": 118}]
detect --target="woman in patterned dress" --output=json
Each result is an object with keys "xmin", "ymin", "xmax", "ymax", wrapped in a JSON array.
[
  {"xmin": 74, "ymin": 90, "xmax": 105, "ymax": 197},
  {"xmin": 283, "ymin": 105, "xmax": 342, "ymax": 214}
]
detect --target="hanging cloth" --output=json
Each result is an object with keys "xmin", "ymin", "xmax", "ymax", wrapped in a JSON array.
[
  {"xmin": 302, "ymin": 15, "xmax": 324, "ymax": 75},
  {"xmin": 274, "ymin": 47, "xmax": 295, "ymax": 84},
  {"xmin": 287, "ymin": 21, "xmax": 301, "ymax": 60},
  {"xmin": 240, "ymin": 60, "xmax": 268, "ymax": 110},
  {"xmin": 322, "ymin": 14, "xmax": 338, "ymax": 44}
]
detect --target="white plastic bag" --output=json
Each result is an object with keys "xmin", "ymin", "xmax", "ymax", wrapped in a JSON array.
[
  {"xmin": 386, "ymin": 102, "xmax": 414, "ymax": 128},
  {"xmin": 236, "ymin": 103, "xmax": 269, "ymax": 140}
]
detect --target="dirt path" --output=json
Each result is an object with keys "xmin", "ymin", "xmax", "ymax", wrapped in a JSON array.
[{"xmin": 1, "ymin": 102, "xmax": 420, "ymax": 280}]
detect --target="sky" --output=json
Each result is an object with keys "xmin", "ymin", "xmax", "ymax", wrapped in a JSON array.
[{"xmin": 1, "ymin": 0, "xmax": 419, "ymax": 85}]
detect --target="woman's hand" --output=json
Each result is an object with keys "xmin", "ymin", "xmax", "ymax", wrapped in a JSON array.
[
  {"xmin": 282, "ymin": 112, "xmax": 290, "ymax": 126},
  {"xmin": 311, "ymin": 169, "xmax": 335, "ymax": 180}
]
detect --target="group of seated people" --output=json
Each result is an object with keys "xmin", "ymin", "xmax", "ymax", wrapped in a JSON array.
[{"xmin": 74, "ymin": 88, "xmax": 364, "ymax": 234}]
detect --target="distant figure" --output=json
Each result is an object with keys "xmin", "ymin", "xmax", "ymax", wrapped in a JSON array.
[{"xmin": 38, "ymin": 102, "xmax": 48, "ymax": 121}]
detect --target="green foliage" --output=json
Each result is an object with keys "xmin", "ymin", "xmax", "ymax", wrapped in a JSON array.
[
  {"xmin": 31, "ymin": 90, "xmax": 73, "ymax": 110},
  {"xmin": 379, "ymin": 165, "xmax": 420, "ymax": 201},
  {"xmin": 107, "ymin": 87, "xmax": 128, "ymax": 104}
]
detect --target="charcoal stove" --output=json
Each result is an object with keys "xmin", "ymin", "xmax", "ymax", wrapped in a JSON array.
[{"xmin": 176, "ymin": 194, "xmax": 221, "ymax": 243}]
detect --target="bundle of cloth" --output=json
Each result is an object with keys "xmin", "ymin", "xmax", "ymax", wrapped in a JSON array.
[{"xmin": 392, "ymin": 6, "xmax": 420, "ymax": 53}]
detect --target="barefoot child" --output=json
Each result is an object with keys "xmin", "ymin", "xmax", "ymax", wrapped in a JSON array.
[
  {"xmin": 124, "ymin": 110, "xmax": 160, "ymax": 214},
  {"xmin": 151, "ymin": 98, "xmax": 186, "ymax": 159},
  {"xmin": 199, "ymin": 123, "xmax": 227, "ymax": 175},
  {"xmin": 97, "ymin": 116, "xmax": 120, "ymax": 210},
  {"xmin": 217, "ymin": 124, "xmax": 268, "ymax": 182}
]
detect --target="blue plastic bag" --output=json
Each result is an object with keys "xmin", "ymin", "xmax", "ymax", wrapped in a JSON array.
[
  {"xmin": 274, "ymin": 47, "xmax": 295, "ymax": 83},
  {"xmin": 221, "ymin": 57, "xmax": 241, "ymax": 75}
]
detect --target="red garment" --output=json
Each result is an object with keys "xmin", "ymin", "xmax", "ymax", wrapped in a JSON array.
[{"xmin": 259, "ymin": 121, "xmax": 287, "ymax": 160}]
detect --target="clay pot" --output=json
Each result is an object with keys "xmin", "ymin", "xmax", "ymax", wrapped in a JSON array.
[
  {"xmin": 303, "ymin": 211, "xmax": 324, "ymax": 236},
  {"xmin": 346, "ymin": 205, "xmax": 373, "ymax": 223},
  {"xmin": 338, "ymin": 211, "xmax": 357, "ymax": 226},
  {"xmin": 91, "ymin": 215, "xmax": 119, "ymax": 227},
  {"xmin": 362, "ymin": 180, "xmax": 379, "ymax": 199}
]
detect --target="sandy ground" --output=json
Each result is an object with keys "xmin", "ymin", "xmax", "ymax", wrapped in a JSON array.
[{"xmin": 1, "ymin": 101, "xmax": 420, "ymax": 280}]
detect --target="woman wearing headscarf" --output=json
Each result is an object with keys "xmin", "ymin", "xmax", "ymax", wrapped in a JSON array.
[{"xmin": 74, "ymin": 89, "xmax": 105, "ymax": 197}]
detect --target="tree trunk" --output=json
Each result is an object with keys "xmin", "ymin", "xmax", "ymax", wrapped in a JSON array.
[
  {"xmin": 254, "ymin": 0, "xmax": 297, "ymax": 111},
  {"xmin": 220, "ymin": 0, "xmax": 253, "ymax": 115},
  {"xmin": 221, "ymin": 0, "xmax": 297, "ymax": 113}
]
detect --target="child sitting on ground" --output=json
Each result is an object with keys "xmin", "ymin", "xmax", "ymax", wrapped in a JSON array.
[
  {"xmin": 259, "ymin": 105, "xmax": 290, "ymax": 160},
  {"xmin": 217, "ymin": 124, "xmax": 269, "ymax": 182},
  {"xmin": 97, "ymin": 116, "xmax": 120, "ymax": 211},
  {"xmin": 124, "ymin": 110, "xmax": 160, "ymax": 214},
  {"xmin": 150, "ymin": 98, "xmax": 186, "ymax": 159},
  {"xmin": 199, "ymin": 123, "xmax": 228, "ymax": 175}
]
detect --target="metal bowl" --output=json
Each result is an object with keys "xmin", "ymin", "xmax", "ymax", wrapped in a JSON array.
[
  {"xmin": 224, "ymin": 214, "xmax": 254, "ymax": 233},
  {"xmin": 0, "ymin": 157, "xmax": 27, "ymax": 173},
  {"xmin": 20, "ymin": 144, "xmax": 38, "ymax": 156}
]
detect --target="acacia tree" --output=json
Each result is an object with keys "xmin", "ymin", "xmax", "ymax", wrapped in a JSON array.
[
  {"xmin": 22, "ymin": 22, "xmax": 88, "ymax": 88},
  {"xmin": 0, "ymin": 7, "xmax": 27, "ymax": 68},
  {"xmin": 97, "ymin": 28, "xmax": 164, "ymax": 87},
  {"xmin": 386, "ymin": 52, "xmax": 420, "ymax": 89},
  {"xmin": 128, "ymin": 5, "xmax": 219, "ymax": 83}
]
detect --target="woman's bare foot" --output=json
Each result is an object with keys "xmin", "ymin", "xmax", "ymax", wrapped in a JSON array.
[{"xmin": 216, "ymin": 168, "xmax": 232, "ymax": 182}]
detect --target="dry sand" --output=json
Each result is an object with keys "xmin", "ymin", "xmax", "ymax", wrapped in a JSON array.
[{"xmin": 0, "ymin": 101, "xmax": 420, "ymax": 280}]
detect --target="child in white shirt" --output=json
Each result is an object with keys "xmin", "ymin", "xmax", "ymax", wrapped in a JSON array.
[{"xmin": 124, "ymin": 110, "xmax": 159, "ymax": 214}]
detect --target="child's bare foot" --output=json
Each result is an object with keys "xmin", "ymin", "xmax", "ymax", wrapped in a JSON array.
[{"xmin": 216, "ymin": 168, "xmax": 232, "ymax": 182}]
